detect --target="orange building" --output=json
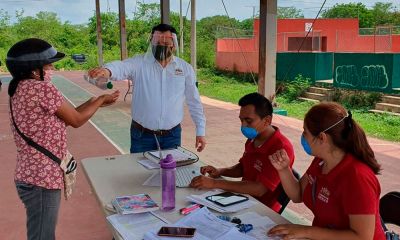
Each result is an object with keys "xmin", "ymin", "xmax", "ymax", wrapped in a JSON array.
[{"xmin": 216, "ymin": 18, "xmax": 400, "ymax": 73}]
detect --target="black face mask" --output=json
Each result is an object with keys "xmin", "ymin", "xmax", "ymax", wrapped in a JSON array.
[{"xmin": 152, "ymin": 45, "xmax": 172, "ymax": 61}]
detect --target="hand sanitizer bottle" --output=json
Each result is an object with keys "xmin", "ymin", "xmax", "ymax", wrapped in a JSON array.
[
  {"xmin": 160, "ymin": 154, "xmax": 176, "ymax": 211},
  {"xmin": 84, "ymin": 74, "xmax": 113, "ymax": 90}
]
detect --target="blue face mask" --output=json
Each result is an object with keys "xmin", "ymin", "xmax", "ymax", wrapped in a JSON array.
[
  {"xmin": 301, "ymin": 134, "xmax": 313, "ymax": 155},
  {"xmin": 241, "ymin": 126, "xmax": 258, "ymax": 140}
]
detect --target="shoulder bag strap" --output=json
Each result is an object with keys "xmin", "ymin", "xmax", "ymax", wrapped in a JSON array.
[{"xmin": 9, "ymin": 100, "xmax": 61, "ymax": 165}]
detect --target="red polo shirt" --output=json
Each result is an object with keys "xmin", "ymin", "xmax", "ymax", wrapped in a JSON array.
[
  {"xmin": 303, "ymin": 154, "xmax": 385, "ymax": 240},
  {"xmin": 239, "ymin": 126, "xmax": 294, "ymax": 212}
]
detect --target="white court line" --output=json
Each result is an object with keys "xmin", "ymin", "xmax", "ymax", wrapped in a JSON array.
[
  {"xmin": 57, "ymin": 75, "xmax": 132, "ymax": 119},
  {"xmin": 56, "ymin": 75, "xmax": 127, "ymax": 154}
]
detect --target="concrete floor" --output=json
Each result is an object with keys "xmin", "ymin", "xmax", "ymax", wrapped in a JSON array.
[{"xmin": 1, "ymin": 71, "xmax": 399, "ymax": 239}]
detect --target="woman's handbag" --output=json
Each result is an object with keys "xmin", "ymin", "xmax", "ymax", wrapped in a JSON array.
[
  {"xmin": 386, "ymin": 231, "xmax": 400, "ymax": 240},
  {"xmin": 9, "ymin": 101, "xmax": 77, "ymax": 200}
]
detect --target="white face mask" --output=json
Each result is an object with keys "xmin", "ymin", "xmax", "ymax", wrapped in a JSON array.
[{"xmin": 43, "ymin": 69, "xmax": 54, "ymax": 82}]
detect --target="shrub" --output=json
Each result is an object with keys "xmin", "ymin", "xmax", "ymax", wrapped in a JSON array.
[
  {"xmin": 279, "ymin": 74, "xmax": 311, "ymax": 102},
  {"xmin": 339, "ymin": 91, "xmax": 382, "ymax": 110}
]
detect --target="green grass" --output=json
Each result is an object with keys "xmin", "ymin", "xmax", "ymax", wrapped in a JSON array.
[
  {"xmin": 197, "ymin": 68, "xmax": 257, "ymax": 104},
  {"xmin": 197, "ymin": 69, "xmax": 400, "ymax": 142},
  {"xmin": 276, "ymin": 96, "xmax": 315, "ymax": 119},
  {"xmin": 352, "ymin": 110, "xmax": 400, "ymax": 142}
]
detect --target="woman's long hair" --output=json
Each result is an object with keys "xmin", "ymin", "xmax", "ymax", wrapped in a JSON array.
[
  {"xmin": 7, "ymin": 66, "xmax": 37, "ymax": 97},
  {"xmin": 304, "ymin": 102, "xmax": 381, "ymax": 174}
]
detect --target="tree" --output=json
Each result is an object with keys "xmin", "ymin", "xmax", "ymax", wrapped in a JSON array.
[
  {"xmin": 321, "ymin": 2, "xmax": 400, "ymax": 28},
  {"xmin": 239, "ymin": 18, "xmax": 254, "ymax": 32},
  {"xmin": 0, "ymin": 9, "xmax": 14, "ymax": 49},
  {"xmin": 198, "ymin": 15, "xmax": 240, "ymax": 41},
  {"xmin": 371, "ymin": 2, "xmax": 395, "ymax": 26},
  {"xmin": 88, "ymin": 12, "xmax": 119, "ymax": 50},
  {"xmin": 322, "ymin": 3, "xmax": 372, "ymax": 28},
  {"xmin": 278, "ymin": 7, "xmax": 304, "ymax": 19}
]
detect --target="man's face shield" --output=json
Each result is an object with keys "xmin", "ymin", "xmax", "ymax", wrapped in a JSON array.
[{"xmin": 147, "ymin": 31, "xmax": 179, "ymax": 61}]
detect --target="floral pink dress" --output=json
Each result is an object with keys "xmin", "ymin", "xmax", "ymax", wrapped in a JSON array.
[{"xmin": 10, "ymin": 79, "xmax": 66, "ymax": 189}]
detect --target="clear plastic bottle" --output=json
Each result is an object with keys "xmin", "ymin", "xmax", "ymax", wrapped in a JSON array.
[
  {"xmin": 83, "ymin": 74, "xmax": 113, "ymax": 90},
  {"xmin": 160, "ymin": 154, "xmax": 176, "ymax": 211}
]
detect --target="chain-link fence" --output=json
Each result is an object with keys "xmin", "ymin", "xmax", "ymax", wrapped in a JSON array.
[
  {"xmin": 215, "ymin": 26, "xmax": 254, "ymax": 39},
  {"xmin": 337, "ymin": 26, "xmax": 397, "ymax": 53}
]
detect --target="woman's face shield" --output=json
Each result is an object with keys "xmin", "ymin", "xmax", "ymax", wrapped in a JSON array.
[{"xmin": 147, "ymin": 31, "xmax": 179, "ymax": 61}]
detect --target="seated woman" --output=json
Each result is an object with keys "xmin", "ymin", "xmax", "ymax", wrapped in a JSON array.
[{"xmin": 268, "ymin": 102, "xmax": 385, "ymax": 240}]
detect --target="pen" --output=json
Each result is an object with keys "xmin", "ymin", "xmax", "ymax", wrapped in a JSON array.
[{"xmin": 180, "ymin": 203, "xmax": 202, "ymax": 215}]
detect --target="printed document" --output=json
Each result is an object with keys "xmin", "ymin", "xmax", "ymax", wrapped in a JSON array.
[
  {"xmin": 235, "ymin": 212, "xmax": 282, "ymax": 240},
  {"xmin": 148, "ymin": 148, "xmax": 194, "ymax": 161},
  {"xmin": 107, "ymin": 211, "xmax": 168, "ymax": 240},
  {"xmin": 144, "ymin": 207, "xmax": 254, "ymax": 240}
]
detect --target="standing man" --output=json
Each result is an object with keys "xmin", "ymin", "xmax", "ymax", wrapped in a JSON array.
[
  {"xmin": 190, "ymin": 93, "xmax": 294, "ymax": 213},
  {"xmin": 89, "ymin": 24, "xmax": 206, "ymax": 153}
]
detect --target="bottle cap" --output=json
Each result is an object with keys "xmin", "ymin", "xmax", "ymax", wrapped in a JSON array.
[
  {"xmin": 106, "ymin": 81, "xmax": 113, "ymax": 89},
  {"xmin": 160, "ymin": 154, "xmax": 176, "ymax": 169}
]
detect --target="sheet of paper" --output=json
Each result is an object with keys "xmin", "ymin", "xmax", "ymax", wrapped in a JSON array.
[
  {"xmin": 175, "ymin": 207, "xmax": 237, "ymax": 239},
  {"xmin": 148, "ymin": 148, "xmax": 193, "ymax": 161},
  {"xmin": 143, "ymin": 172, "xmax": 161, "ymax": 187},
  {"xmin": 138, "ymin": 159, "xmax": 160, "ymax": 169},
  {"xmin": 235, "ymin": 212, "xmax": 282, "ymax": 240},
  {"xmin": 107, "ymin": 211, "xmax": 168, "ymax": 240},
  {"xmin": 187, "ymin": 190, "xmax": 256, "ymax": 213},
  {"xmin": 144, "ymin": 207, "xmax": 253, "ymax": 240}
]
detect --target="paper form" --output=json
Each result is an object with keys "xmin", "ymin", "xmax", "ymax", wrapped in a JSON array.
[
  {"xmin": 138, "ymin": 159, "xmax": 160, "ymax": 169},
  {"xmin": 144, "ymin": 207, "xmax": 254, "ymax": 240},
  {"xmin": 107, "ymin": 211, "xmax": 168, "ymax": 240},
  {"xmin": 235, "ymin": 212, "xmax": 282, "ymax": 240},
  {"xmin": 148, "ymin": 148, "xmax": 194, "ymax": 161}
]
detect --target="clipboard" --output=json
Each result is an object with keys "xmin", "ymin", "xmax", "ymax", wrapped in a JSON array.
[{"xmin": 143, "ymin": 146, "xmax": 199, "ymax": 167}]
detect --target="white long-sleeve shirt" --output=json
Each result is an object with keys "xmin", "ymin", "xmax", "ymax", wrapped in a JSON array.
[{"xmin": 104, "ymin": 54, "xmax": 206, "ymax": 136}]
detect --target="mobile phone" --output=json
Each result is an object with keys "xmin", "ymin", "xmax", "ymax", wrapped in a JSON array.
[
  {"xmin": 157, "ymin": 226, "xmax": 196, "ymax": 238},
  {"xmin": 205, "ymin": 192, "xmax": 249, "ymax": 207}
]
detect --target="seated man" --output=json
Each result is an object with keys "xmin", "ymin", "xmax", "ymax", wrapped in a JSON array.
[{"xmin": 190, "ymin": 93, "xmax": 294, "ymax": 212}]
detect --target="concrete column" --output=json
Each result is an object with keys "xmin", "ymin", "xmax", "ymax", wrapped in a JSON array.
[
  {"xmin": 161, "ymin": 0, "xmax": 170, "ymax": 24},
  {"xmin": 95, "ymin": 0, "xmax": 103, "ymax": 65},
  {"xmin": 258, "ymin": 0, "xmax": 277, "ymax": 101},
  {"xmin": 179, "ymin": 0, "xmax": 184, "ymax": 55},
  {"xmin": 190, "ymin": 0, "xmax": 197, "ymax": 70},
  {"xmin": 118, "ymin": 0, "xmax": 128, "ymax": 60}
]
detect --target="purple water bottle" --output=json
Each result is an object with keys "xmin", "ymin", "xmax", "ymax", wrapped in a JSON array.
[{"xmin": 160, "ymin": 154, "xmax": 176, "ymax": 211}]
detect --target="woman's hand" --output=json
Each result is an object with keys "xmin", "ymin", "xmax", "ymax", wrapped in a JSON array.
[
  {"xmin": 200, "ymin": 165, "xmax": 221, "ymax": 178},
  {"xmin": 99, "ymin": 90, "xmax": 120, "ymax": 107},
  {"xmin": 189, "ymin": 175, "xmax": 215, "ymax": 189},
  {"xmin": 268, "ymin": 224, "xmax": 310, "ymax": 240},
  {"xmin": 269, "ymin": 149, "xmax": 291, "ymax": 171}
]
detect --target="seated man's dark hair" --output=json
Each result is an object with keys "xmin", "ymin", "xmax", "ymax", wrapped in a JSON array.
[
  {"xmin": 238, "ymin": 92, "xmax": 273, "ymax": 118},
  {"xmin": 151, "ymin": 24, "xmax": 177, "ymax": 34}
]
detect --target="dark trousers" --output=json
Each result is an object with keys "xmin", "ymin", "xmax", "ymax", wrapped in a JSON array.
[{"xmin": 130, "ymin": 122, "xmax": 182, "ymax": 153}]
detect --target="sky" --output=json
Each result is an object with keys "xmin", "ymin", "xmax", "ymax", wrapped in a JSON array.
[{"xmin": 0, "ymin": 0, "xmax": 398, "ymax": 25}]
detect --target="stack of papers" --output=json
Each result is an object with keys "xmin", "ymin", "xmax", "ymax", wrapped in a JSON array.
[
  {"xmin": 144, "ymin": 207, "xmax": 254, "ymax": 240},
  {"xmin": 143, "ymin": 146, "xmax": 199, "ymax": 167},
  {"xmin": 147, "ymin": 148, "xmax": 195, "ymax": 161},
  {"xmin": 235, "ymin": 212, "xmax": 282, "ymax": 240},
  {"xmin": 186, "ymin": 190, "xmax": 256, "ymax": 213},
  {"xmin": 107, "ymin": 211, "xmax": 169, "ymax": 240}
]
